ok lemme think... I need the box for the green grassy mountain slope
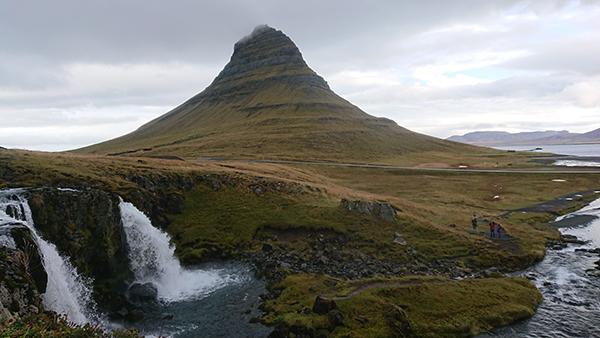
[78,25,480,163]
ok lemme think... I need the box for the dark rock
[262,243,274,252]
[561,234,586,245]
[312,295,336,314]
[482,267,501,278]
[268,323,290,338]
[128,308,145,321]
[386,304,412,337]
[328,309,344,327]
[26,188,133,313]
[128,282,158,303]
[7,225,47,293]
[161,313,174,320]
[0,224,46,322]
[251,184,265,195]
[116,307,129,318]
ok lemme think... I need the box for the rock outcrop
[25,188,132,314]
[340,199,398,222]
[127,282,158,303]
[0,224,46,322]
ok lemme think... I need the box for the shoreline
[482,195,600,337]
[248,190,600,337]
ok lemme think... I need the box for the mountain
[448,128,600,146]
[447,130,571,146]
[78,25,476,162]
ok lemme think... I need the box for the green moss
[0,312,140,338]
[167,184,399,262]
[263,274,542,338]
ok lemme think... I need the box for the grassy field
[2,148,600,336]
[262,274,542,338]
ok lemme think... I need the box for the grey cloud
[506,35,600,75]
[1,0,600,149]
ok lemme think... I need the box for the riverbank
[252,191,600,338]
[482,197,600,337]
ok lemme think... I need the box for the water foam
[119,199,237,302]
[554,160,600,167]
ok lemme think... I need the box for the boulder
[340,199,398,222]
[312,295,336,314]
[267,323,290,338]
[328,309,344,327]
[561,234,586,245]
[128,282,158,303]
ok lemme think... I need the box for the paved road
[198,157,600,174]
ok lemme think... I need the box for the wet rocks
[0,224,46,322]
[25,188,133,314]
[127,282,158,303]
[340,199,398,222]
[547,234,587,250]
[547,240,568,250]
[561,234,587,245]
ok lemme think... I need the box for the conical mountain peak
[232,25,302,64]
[208,25,329,92]
[79,26,472,162]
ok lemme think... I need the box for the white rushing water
[119,199,236,302]
[0,189,96,324]
[483,198,600,337]
[554,160,600,167]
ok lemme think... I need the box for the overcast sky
[1,0,599,151]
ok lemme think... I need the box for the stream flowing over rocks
[483,198,600,338]
[0,188,270,337]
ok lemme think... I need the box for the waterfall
[119,199,235,302]
[0,189,96,324]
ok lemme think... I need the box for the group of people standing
[471,213,505,239]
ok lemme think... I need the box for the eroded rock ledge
[340,198,399,222]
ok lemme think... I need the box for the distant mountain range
[448,128,600,146]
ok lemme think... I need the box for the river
[495,144,600,167]
[114,262,270,338]
[494,144,600,157]
[483,198,600,337]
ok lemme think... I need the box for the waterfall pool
[0,189,271,337]
[112,262,271,337]
[117,200,271,337]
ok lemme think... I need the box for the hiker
[496,223,503,239]
[489,221,495,238]
[471,213,478,233]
